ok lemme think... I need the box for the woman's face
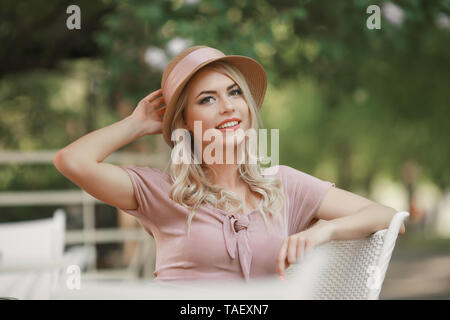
[183,68,251,162]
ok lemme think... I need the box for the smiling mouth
[216,121,241,131]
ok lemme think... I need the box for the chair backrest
[0,209,66,266]
[0,210,67,299]
[285,211,410,299]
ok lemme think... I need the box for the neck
[199,141,247,189]
[203,163,242,189]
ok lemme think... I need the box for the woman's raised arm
[53,89,166,211]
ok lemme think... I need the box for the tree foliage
[1,0,449,197]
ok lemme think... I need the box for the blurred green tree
[0,0,448,201]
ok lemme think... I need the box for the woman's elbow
[53,149,81,174]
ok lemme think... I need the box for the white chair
[52,211,410,300]
[285,211,410,299]
[0,209,66,299]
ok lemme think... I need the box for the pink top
[118,164,335,283]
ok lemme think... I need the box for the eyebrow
[196,83,238,98]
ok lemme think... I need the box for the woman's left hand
[276,220,334,279]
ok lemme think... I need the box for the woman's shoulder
[261,164,328,187]
[261,164,292,177]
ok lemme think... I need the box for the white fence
[0,150,169,280]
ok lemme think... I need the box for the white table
[0,260,61,300]
[52,275,311,300]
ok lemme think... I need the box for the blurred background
[0,0,448,299]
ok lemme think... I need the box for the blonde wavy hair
[164,60,286,237]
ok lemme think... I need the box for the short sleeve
[118,165,168,219]
[281,165,335,235]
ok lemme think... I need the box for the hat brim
[162,55,267,148]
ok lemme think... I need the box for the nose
[219,95,235,113]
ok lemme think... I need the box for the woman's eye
[198,89,242,105]
[231,89,242,96]
[199,96,214,104]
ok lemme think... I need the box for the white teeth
[217,121,239,129]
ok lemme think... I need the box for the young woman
[54,45,405,284]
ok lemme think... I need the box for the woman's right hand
[131,88,167,136]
